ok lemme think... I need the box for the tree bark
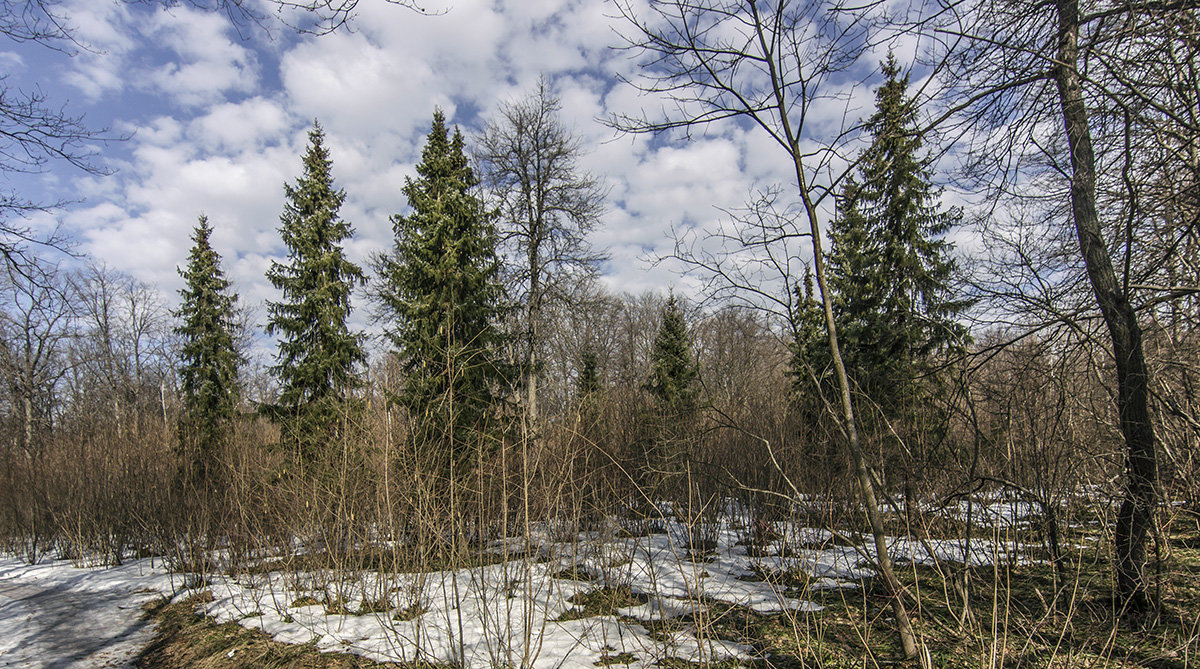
[749,7,921,658]
[527,237,541,427]
[23,394,33,453]
[1052,0,1159,613]
[797,165,921,659]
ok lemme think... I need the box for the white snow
[0,510,1033,668]
[0,556,178,668]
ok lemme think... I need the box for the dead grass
[698,526,1200,668]
[557,585,649,621]
[135,594,433,668]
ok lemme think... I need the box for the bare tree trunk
[526,359,538,425]
[1052,0,1158,613]
[748,9,920,658]
[23,394,33,453]
[609,1,923,656]
[527,296,539,427]
[797,165,922,660]
[160,381,169,448]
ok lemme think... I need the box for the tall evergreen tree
[576,344,602,401]
[175,215,243,486]
[788,265,825,388]
[575,342,603,430]
[644,293,699,475]
[375,111,510,457]
[645,293,698,415]
[266,121,366,460]
[825,55,968,414]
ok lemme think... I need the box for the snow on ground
[0,556,178,668]
[0,514,1030,668]
[184,519,1025,667]
[194,529,775,667]
[947,498,1040,526]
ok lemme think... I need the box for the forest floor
[2,501,1198,667]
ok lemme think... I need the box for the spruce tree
[645,293,698,414]
[788,266,837,448]
[644,293,698,474]
[825,55,968,414]
[375,110,510,457]
[788,265,826,389]
[266,121,366,460]
[176,215,243,486]
[575,343,602,430]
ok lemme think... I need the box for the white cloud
[187,97,292,153]
[0,51,23,70]
[280,31,445,144]
[622,138,746,224]
[145,6,260,106]
[44,0,879,334]
[59,0,136,99]
[133,116,186,147]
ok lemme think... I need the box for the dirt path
[0,566,164,668]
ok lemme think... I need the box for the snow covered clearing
[0,512,1031,668]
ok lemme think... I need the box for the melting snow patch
[0,512,1034,668]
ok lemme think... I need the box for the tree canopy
[265,121,365,460]
[375,110,511,457]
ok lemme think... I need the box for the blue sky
[5,0,920,340]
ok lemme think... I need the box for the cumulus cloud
[59,0,136,99]
[144,6,260,106]
[37,0,891,342]
[186,97,293,153]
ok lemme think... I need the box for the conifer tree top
[404,109,478,204]
[374,109,510,450]
[176,214,237,337]
[266,119,365,409]
[646,292,698,411]
[816,55,968,414]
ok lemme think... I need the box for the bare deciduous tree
[935,0,1200,612]
[610,0,922,658]
[476,79,607,427]
[68,264,173,443]
[0,260,75,454]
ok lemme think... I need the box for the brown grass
[135,594,419,668]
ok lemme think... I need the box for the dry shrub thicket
[0,252,1198,664]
